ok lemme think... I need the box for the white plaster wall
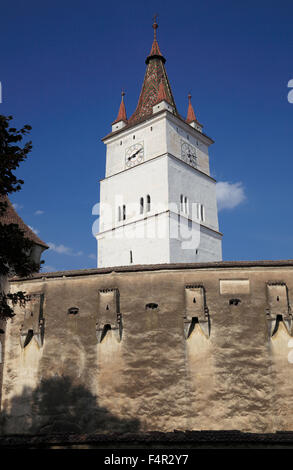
[167,157,219,231]
[166,117,211,176]
[168,212,222,263]
[97,156,172,267]
[98,112,222,267]
[98,213,170,267]
[105,114,167,178]
[99,156,169,233]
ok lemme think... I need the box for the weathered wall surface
[0,274,9,411]
[1,262,293,434]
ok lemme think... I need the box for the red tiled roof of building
[156,80,170,104]
[128,19,178,126]
[186,93,197,123]
[112,91,127,124]
[0,195,49,249]
[149,38,163,57]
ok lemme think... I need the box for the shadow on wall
[0,375,140,435]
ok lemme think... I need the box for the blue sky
[1,0,293,271]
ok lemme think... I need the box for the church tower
[96,19,222,267]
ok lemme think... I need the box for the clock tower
[96,20,222,267]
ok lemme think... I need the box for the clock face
[125,143,144,168]
[181,141,197,168]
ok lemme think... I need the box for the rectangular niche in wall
[98,288,119,320]
[267,283,290,315]
[220,279,250,295]
[185,285,205,316]
[184,285,210,338]
[266,283,291,337]
[97,288,122,343]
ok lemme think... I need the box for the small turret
[186,93,203,133]
[112,90,127,132]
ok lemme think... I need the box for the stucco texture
[1,262,293,434]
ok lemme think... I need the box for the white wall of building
[99,156,169,233]
[168,212,222,263]
[167,157,219,232]
[105,114,167,178]
[97,110,222,267]
[166,116,211,176]
[98,213,170,267]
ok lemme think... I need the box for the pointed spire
[149,14,163,58]
[113,90,127,124]
[186,93,197,123]
[128,18,178,125]
[146,15,165,64]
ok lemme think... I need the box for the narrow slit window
[196,203,200,220]
[118,206,121,222]
[200,204,204,221]
[146,195,151,212]
[180,194,183,212]
[140,197,144,214]
[130,250,133,264]
[123,205,126,220]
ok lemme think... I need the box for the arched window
[200,204,204,221]
[140,197,144,214]
[146,195,151,212]
[123,205,126,220]
[196,203,200,220]
[180,194,183,212]
[184,196,188,214]
[197,203,204,221]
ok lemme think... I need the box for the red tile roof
[149,37,163,57]
[186,93,197,123]
[156,80,170,105]
[128,21,178,126]
[112,91,127,124]
[0,196,49,249]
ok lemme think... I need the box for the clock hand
[128,149,141,161]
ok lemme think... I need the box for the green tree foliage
[0,115,40,319]
[0,115,32,214]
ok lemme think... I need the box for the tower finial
[153,14,158,40]
[147,14,163,60]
